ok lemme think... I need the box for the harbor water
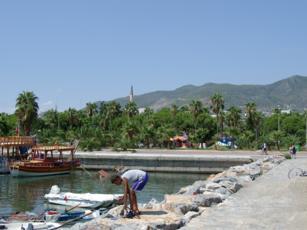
[0,171,208,216]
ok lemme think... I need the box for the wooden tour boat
[10,143,80,177]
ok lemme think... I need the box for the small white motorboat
[44,185,122,209]
[0,221,60,230]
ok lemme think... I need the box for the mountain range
[113,75,307,112]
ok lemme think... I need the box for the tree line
[0,91,306,151]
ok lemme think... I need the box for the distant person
[107,169,149,217]
[262,143,268,155]
[289,144,297,159]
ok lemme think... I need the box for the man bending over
[110,169,149,217]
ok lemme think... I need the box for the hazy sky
[1,1,307,113]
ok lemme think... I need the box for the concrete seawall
[75,151,254,173]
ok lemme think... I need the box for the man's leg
[130,190,140,214]
[128,189,133,210]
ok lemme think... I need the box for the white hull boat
[44,185,122,208]
[0,222,60,230]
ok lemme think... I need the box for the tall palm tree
[171,104,178,118]
[272,107,281,132]
[15,91,39,135]
[101,101,122,130]
[107,101,122,118]
[245,102,257,130]
[124,102,139,118]
[210,93,224,134]
[42,109,59,130]
[85,103,98,118]
[245,102,263,142]
[65,108,80,128]
[226,106,241,128]
[189,100,203,120]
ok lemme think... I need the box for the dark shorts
[131,173,149,192]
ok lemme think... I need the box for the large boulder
[247,162,263,179]
[205,182,222,191]
[177,181,206,195]
[215,187,231,196]
[218,180,242,193]
[192,192,223,207]
[174,204,199,215]
[237,175,253,185]
[182,211,201,224]
[164,195,195,215]
[261,162,275,173]
[213,176,238,184]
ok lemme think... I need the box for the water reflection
[0,171,207,216]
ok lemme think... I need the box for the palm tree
[143,107,154,117]
[253,111,262,142]
[65,108,80,128]
[245,102,257,130]
[226,106,241,128]
[272,107,281,132]
[0,113,10,135]
[189,100,203,120]
[210,93,224,134]
[171,104,178,118]
[85,103,98,118]
[101,101,122,130]
[245,102,263,143]
[124,102,139,118]
[189,100,203,139]
[106,101,122,118]
[15,91,39,135]
[42,109,59,130]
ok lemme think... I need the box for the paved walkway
[183,157,307,230]
[76,149,307,158]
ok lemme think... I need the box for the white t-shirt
[121,169,146,186]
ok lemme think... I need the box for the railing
[32,145,75,152]
[0,136,35,147]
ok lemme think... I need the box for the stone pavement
[182,157,307,230]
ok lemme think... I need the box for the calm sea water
[0,171,207,216]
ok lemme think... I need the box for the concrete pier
[183,157,307,230]
[75,150,254,173]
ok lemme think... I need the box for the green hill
[113,75,307,111]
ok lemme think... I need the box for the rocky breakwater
[73,156,284,230]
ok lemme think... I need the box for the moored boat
[10,144,80,177]
[44,209,102,222]
[44,185,122,209]
[0,221,60,230]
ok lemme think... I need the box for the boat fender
[50,185,60,194]
[26,223,34,230]
[47,211,59,215]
